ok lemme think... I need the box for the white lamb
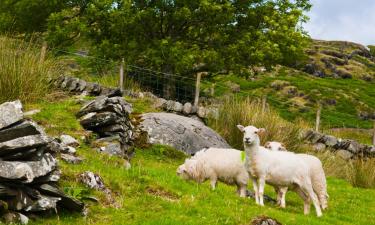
[176,147,249,197]
[264,141,328,210]
[237,125,323,217]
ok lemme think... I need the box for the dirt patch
[146,186,180,202]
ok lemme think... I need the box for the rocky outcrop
[77,96,134,159]
[53,76,122,97]
[304,130,375,158]
[0,100,84,222]
[138,113,230,155]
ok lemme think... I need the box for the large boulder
[138,113,230,155]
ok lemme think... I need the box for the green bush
[0,36,58,103]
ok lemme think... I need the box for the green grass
[28,144,375,225]
[22,95,375,225]
[202,67,375,129]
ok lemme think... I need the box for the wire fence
[47,46,375,144]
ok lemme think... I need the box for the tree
[0,0,69,33]
[47,0,311,98]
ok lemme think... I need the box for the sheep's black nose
[245,138,250,141]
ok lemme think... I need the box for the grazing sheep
[265,141,328,210]
[176,147,249,197]
[237,125,323,217]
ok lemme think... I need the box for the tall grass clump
[0,36,58,103]
[318,151,375,188]
[208,97,304,151]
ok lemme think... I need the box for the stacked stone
[305,130,375,159]
[0,100,83,223]
[154,98,219,119]
[53,76,122,97]
[77,96,134,159]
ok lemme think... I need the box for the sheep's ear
[237,125,245,132]
[258,128,266,135]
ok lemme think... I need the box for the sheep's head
[237,125,265,146]
[264,141,287,151]
[176,159,205,182]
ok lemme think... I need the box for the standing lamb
[237,125,323,217]
[265,141,328,210]
[176,147,249,197]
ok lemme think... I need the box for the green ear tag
[241,151,246,162]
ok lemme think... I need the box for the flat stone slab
[0,135,49,156]
[0,153,56,183]
[0,100,23,130]
[139,113,230,155]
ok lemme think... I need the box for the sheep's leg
[258,178,265,206]
[295,187,310,215]
[210,178,217,190]
[301,183,322,217]
[279,187,288,208]
[274,187,281,206]
[239,185,247,198]
[252,178,259,205]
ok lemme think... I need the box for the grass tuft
[0,36,59,103]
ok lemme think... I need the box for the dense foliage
[47,0,311,98]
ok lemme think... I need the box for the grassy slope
[201,41,375,130]
[24,96,375,225]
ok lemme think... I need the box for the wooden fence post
[372,120,375,145]
[119,58,124,92]
[261,95,267,113]
[39,41,47,63]
[315,104,321,132]
[194,72,202,107]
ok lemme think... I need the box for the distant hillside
[201,40,375,129]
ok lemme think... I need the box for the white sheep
[237,125,323,217]
[176,147,249,197]
[264,141,328,210]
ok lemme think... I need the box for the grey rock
[98,143,123,157]
[61,146,77,155]
[182,102,192,115]
[25,195,61,212]
[0,100,23,130]
[80,112,121,129]
[163,100,175,111]
[60,153,83,164]
[172,102,183,112]
[77,96,132,118]
[76,79,87,92]
[139,113,230,155]
[3,212,29,224]
[59,134,79,147]
[322,135,338,147]
[33,169,61,183]
[0,153,56,183]
[336,149,353,160]
[35,183,84,212]
[154,98,167,109]
[0,120,46,143]
[0,135,49,156]
[79,171,106,191]
[251,215,282,225]
[313,143,326,152]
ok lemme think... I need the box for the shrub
[0,36,58,103]
[208,97,305,151]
